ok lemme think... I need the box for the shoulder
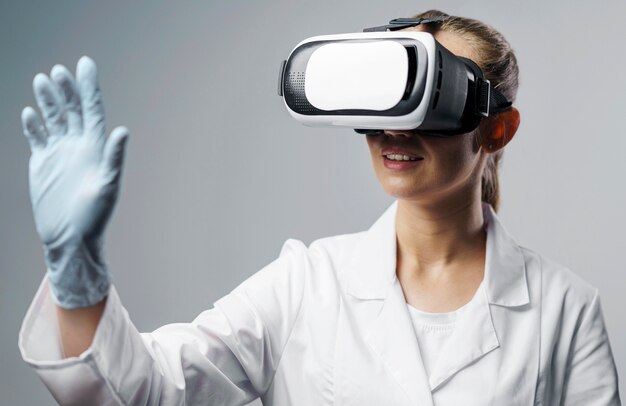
[519,245,599,312]
[272,231,366,281]
[277,230,365,260]
[309,231,366,260]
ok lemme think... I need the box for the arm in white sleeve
[19,238,310,405]
[561,290,621,406]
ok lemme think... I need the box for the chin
[379,175,444,201]
[381,184,422,200]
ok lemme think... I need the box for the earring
[487,143,494,149]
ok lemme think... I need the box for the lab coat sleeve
[19,238,310,405]
[561,289,621,405]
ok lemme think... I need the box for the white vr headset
[278,17,512,136]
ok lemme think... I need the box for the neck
[395,192,487,279]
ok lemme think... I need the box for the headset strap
[489,87,512,113]
[475,77,513,117]
[363,17,449,32]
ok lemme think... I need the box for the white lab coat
[19,201,621,405]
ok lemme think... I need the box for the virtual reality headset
[278,17,512,136]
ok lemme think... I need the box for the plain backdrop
[1,1,624,404]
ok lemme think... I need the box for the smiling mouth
[383,154,423,161]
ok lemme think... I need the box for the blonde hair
[412,10,520,212]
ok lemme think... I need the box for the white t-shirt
[407,281,485,378]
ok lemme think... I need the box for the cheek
[413,139,482,195]
[438,144,477,180]
[365,136,379,155]
[366,137,385,172]
[421,135,476,181]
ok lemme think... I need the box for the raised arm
[21,56,128,354]
[18,57,309,405]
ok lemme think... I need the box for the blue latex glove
[21,56,129,309]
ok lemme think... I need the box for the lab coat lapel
[481,202,529,308]
[348,201,434,405]
[366,279,434,405]
[426,283,499,391]
[428,202,530,391]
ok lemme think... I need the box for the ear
[477,107,520,153]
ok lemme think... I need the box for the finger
[21,106,47,149]
[33,73,67,137]
[50,64,83,135]
[76,56,105,142]
[100,126,129,184]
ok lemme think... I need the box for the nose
[384,129,415,138]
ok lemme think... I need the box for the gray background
[1,1,624,404]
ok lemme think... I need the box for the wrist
[44,240,111,309]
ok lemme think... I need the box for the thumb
[101,126,130,183]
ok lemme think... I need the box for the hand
[21,56,129,309]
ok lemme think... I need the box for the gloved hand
[21,56,129,309]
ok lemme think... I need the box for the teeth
[385,154,419,161]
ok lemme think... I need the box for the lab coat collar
[346,200,530,308]
[345,200,529,400]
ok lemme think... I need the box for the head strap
[363,16,449,32]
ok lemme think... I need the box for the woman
[18,10,620,405]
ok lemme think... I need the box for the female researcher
[18,10,620,406]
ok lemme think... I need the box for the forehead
[402,26,477,61]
